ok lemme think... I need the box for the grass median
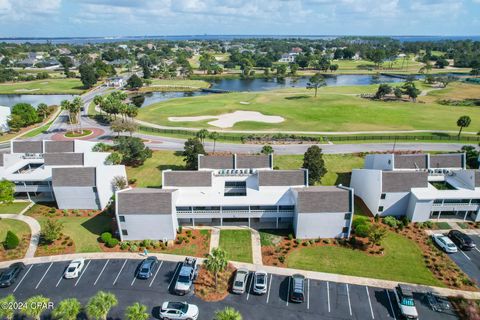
[219,230,252,263]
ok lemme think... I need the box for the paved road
[449,235,480,286]
[0,259,458,320]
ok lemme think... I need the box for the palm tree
[125,302,149,320]
[209,131,220,153]
[37,103,49,120]
[0,294,15,320]
[214,307,243,320]
[61,97,83,133]
[204,247,228,289]
[419,61,432,75]
[52,298,81,320]
[457,115,472,138]
[86,291,118,320]
[306,73,326,97]
[196,128,209,145]
[22,295,50,320]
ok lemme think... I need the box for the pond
[0,94,76,108]
[137,74,410,107]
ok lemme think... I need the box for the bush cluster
[4,231,19,249]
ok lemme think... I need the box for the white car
[64,258,85,279]
[394,285,418,320]
[432,234,458,253]
[159,301,199,320]
[253,270,268,295]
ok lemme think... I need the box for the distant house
[118,44,129,51]
[107,59,130,66]
[0,106,11,133]
[291,47,303,54]
[278,53,296,63]
[58,47,71,55]
[146,43,156,50]
[106,76,125,88]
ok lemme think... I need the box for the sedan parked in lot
[64,258,85,279]
[232,268,249,294]
[448,230,476,250]
[0,262,25,288]
[289,274,305,303]
[253,271,268,295]
[394,285,418,319]
[159,301,199,320]
[431,234,458,253]
[137,256,158,279]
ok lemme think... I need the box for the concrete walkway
[250,229,263,265]
[209,228,220,253]
[1,202,39,258]
[1,251,478,299]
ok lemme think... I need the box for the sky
[0,0,479,37]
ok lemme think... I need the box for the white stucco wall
[380,192,411,216]
[364,154,393,170]
[350,169,382,215]
[406,194,433,222]
[118,214,177,241]
[294,212,349,239]
[96,165,127,209]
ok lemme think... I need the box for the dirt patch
[194,263,236,302]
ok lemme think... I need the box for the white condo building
[116,154,354,241]
[0,140,127,210]
[350,153,480,222]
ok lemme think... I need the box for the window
[119,216,125,222]
[121,229,128,236]
[342,227,349,233]
[344,213,351,220]
[378,206,384,212]
[471,199,480,204]
[380,193,386,200]
[224,180,247,196]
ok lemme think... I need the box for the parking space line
[35,262,53,289]
[385,289,396,320]
[113,259,127,286]
[266,274,272,304]
[460,250,472,261]
[346,284,352,316]
[13,265,33,293]
[55,272,63,287]
[75,260,91,287]
[366,286,375,319]
[307,279,310,310]
[168,264,181,289]
[246,272,253,300]
[286,277,291,306]
[131,273,137,286]
[94,259,109,286]
[326,281,330,312]
[475,247,480,254]
[149,261,163,287]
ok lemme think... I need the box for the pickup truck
[174,257,199,295]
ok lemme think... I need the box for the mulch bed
[450,297,480,320]
[0,234,31,261]
[194,264,236,302]
[35,234,76,257]
[51,127,105,141]
[27,203,103,219]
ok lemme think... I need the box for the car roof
[167,301,186,310]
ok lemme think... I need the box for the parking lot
[449,235,480,285]
[1,258,459,319]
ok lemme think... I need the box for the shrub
[130,244,138,252]
[128,178,137,185]
[383,216,399,228]
[315,238,321,243]
[374,215,379,222]
[323,239,330,244]
[288,234,294,240]
[48,208,56,214]
[88,212,94,217]
[355,224,370,237]
[100,232,112,243]
[278,255,285,263]
[294,239,300,245]
[302,241,308,246]
[106,238,119,248]
[424,221,433,229]
[401,216,411,227]
[349,236,357,246]
[186,230,192,237]
[120,242,129,250]
[185,239,190,244]
[192,235,196,240]
[4,231,19,249]
[309,239,315,245]
[67,241,73,246]
[352,216,370,229]
[178,226,183,234]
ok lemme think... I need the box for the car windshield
[0,273,10,281]
[178,275,190,283]
[292,292,304,300]
[67,267,76,272]
[256,274,265,284]
[448,243,456,248]
[401,297,415,306]
[168,302,188,313]
[140,267,149,273]
[234,280,244,287]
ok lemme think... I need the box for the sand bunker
[14,88,40,92]
[168,110,284,129]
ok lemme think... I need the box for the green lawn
[275,154,364,186]
[140,79,211,92]
[35,214,111,253]
[126,150,185,188]
[286,232,443,286]
[0,202,30,214]
[137,83,480,132]
[0,79,85,95]
[0,219,30,242]
[219,230,252,263]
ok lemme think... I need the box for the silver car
[253,271,268,295]
[232,268,249,294]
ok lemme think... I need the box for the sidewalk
[1,202,38,258]
[1,251,479,299]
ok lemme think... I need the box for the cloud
[0,0,61,20]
